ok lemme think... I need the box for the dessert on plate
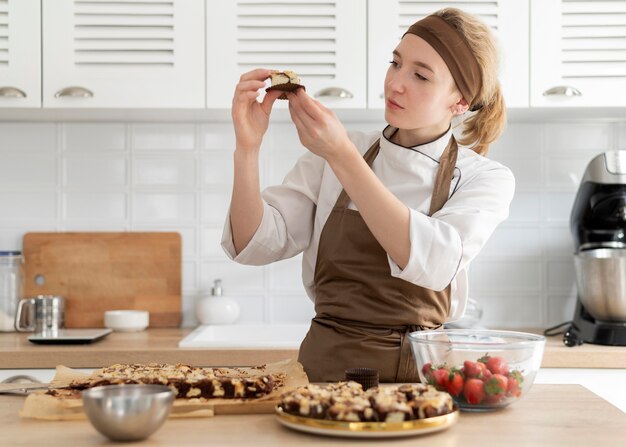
[278,381,455,423]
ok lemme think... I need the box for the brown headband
[403,15,482,111]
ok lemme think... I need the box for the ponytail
[435,8,506,156]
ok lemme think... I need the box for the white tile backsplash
[470,259,542,293]
[65,156,127,186]
[65,192,127,220]
[544,123,613,152]
[133,193,196,221]
[270,296,315,324]
[133,124,195,151]
[2,120,624,329]
[65,123,126,152]
[0,192,57,220]
[0,123,57,152]
[0,155,57,186]
[269,256,304,291]
[200,261,265,292]
[134,158,196,186]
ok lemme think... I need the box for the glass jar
[0,251,24,332]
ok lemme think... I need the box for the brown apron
[298,133,459,383]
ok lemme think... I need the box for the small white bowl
[104,310,149,332]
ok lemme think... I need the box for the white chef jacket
[221,126,515,321]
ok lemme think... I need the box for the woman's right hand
[231,68,282,152]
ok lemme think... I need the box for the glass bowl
[408,329,545,412]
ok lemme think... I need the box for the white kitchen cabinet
[206,0,366,109]
[531,0,626,107]
[0,0,41,108]
[367,0,529,108]
[42,0,205,108]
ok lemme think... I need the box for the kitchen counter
[1,385,625,446]
[1,328,626,369]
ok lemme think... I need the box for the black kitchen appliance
[564,151,626,347]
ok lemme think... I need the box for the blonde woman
[223,8,515,382]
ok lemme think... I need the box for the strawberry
[431,368,450,390]
[446,371,464,397]
[484,374,508,403]
[421,362,433,380]
[477,361,493,381]
[463,360,482,378]
[506,370,524,397]
[463,378,484,405]
[486,356,509,376]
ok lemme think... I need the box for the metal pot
[574,248,626,322]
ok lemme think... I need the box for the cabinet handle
[542,86,582,97]
[0,87,27,98]
[314,87,354,99]
[54,86,94,98]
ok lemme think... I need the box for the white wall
[1,119,625,329]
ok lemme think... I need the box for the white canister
[196,279,240,325]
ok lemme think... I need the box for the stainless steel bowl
[82,384,175,442]
[574,248,626,321]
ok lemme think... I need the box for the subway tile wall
[1,120,624,329]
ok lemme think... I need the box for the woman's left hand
[287,89,353,161]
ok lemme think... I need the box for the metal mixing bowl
[82,384,175,442]
[574,248,626,321]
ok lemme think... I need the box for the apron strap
[335,139,381,209]
[428,134,459,216]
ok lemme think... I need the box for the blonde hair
[434,8,506,156]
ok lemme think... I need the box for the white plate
[275,407,458,439]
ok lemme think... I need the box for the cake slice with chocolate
[278,381,454,422]
[266,70,305,99]
[66,363,276,399]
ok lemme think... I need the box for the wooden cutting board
[22,232,182,328]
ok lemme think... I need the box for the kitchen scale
[28,328,112,344]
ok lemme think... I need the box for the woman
[222,8,515,382]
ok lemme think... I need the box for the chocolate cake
[67,363,277,399]
[278,381,454,422]
[266,70,305,99]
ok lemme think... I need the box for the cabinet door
[368,0,529,108]
[0,0,41,108]
[206,0,366,108]
[42,0,204,108]
[531,0,626,107]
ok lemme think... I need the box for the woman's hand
[287,89,354,162]
[231,68,282,152]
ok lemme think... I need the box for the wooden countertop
[1,328,626,369]
[1,385,624,446]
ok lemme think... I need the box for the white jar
[0,251,24,332]
[195,279,240,325]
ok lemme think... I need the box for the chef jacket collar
[381,124,453,163]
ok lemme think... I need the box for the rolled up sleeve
[388,164,515,290]
[221,151,325,265]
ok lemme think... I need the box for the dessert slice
[265,70,305,99]
[66,363,276,399]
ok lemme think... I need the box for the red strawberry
[477,361,493,381]
[446,371,464,397]
[486,356,509,375]
[463,360,482,378]
[484,374,508,403]
[506,370,524,397]
[432,368,450,390]
[421,362,433,379]
[463,378,484,405]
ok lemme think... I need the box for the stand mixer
[564,151,626,347]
